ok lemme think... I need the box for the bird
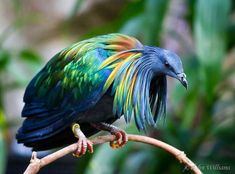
[16,33,187,157]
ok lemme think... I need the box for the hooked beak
[177,73,188,89]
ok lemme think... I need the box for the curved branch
[23,134,202,174]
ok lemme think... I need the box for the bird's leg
[91,122,128,149]
[71,123,93,157]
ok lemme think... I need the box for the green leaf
[81,1,145,39]
[0,131,6,174]
[6,60,29,86]
[120,15,144,37]
[195,0,231,66]
[120,0,169,44]
[194,0,231,102]
[0,49,10,71]
[0,110,7,130]
[19,49,42,64]
[18,49,43,73]
[0,111,6,174]
[143,0,169,45]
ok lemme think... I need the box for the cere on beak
[177,73,188,89]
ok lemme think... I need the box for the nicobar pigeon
[16,33,187,156]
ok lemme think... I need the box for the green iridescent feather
[28,33,142,108]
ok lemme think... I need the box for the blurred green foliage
[0,110,6,174]
[79,0,235,173]
[0,0,234,173]
[0,2,43,172]
[0,131,6,174]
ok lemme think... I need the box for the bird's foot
[73,137,93,158]
[91,122,128,149]
[72,123,93,158]
[109,128,128,149]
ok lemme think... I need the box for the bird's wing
[17,33,142,143]
[23,33,142,109]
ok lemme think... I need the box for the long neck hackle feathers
[99,44,167,130]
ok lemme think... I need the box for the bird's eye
[165,61,170,68]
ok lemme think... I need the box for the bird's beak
[177,73,188,89]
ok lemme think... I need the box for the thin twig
[23,134,202,174]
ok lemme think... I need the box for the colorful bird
[16,33,187,157]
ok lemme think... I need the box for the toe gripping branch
[71,123,93,157]
[91,122,128,149]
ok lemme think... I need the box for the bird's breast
[77,93,115,123]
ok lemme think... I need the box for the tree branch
[23,134,202,174]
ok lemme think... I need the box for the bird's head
[144,46,188,89]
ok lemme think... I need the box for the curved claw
[110,129,128,149]
[90,122,128,149]
[71,123,93,158]
[73,138,93,158]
